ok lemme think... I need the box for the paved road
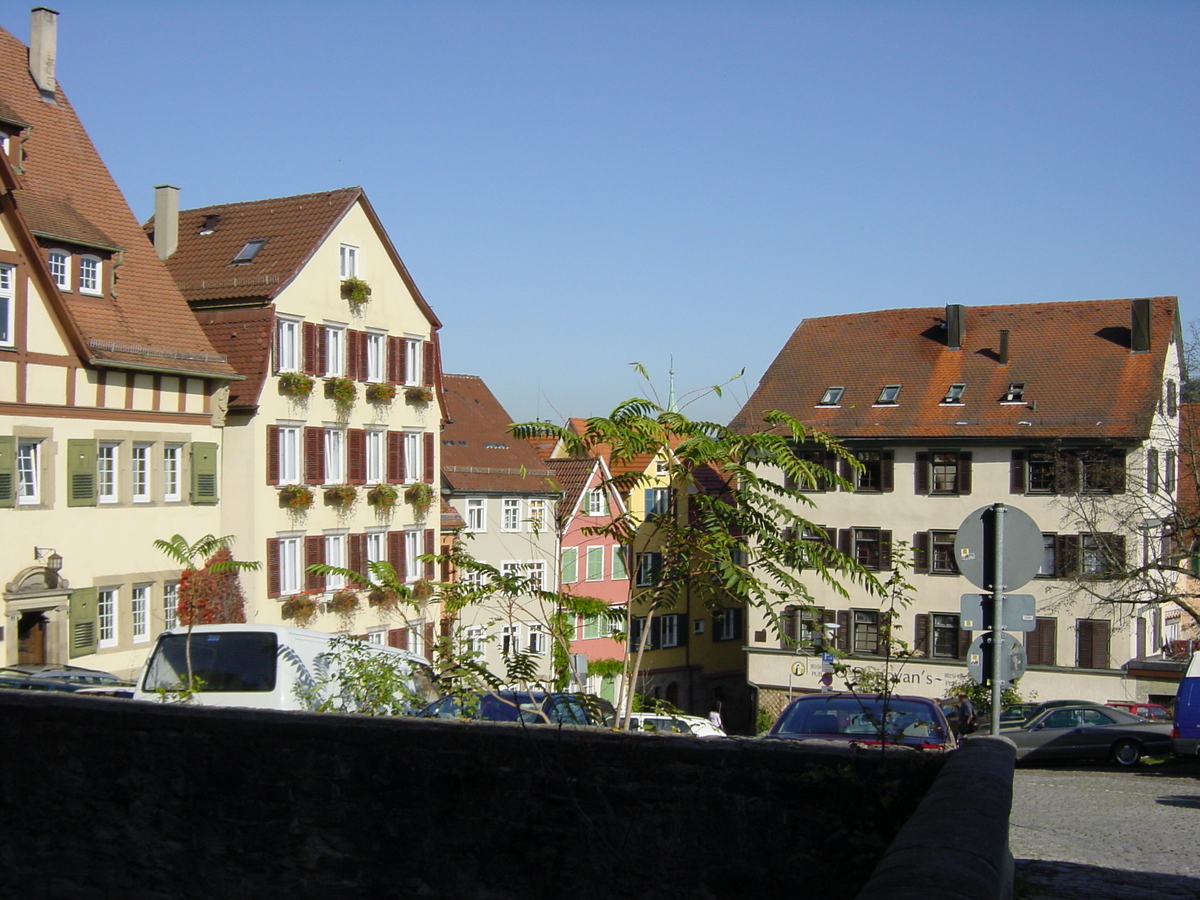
[1010,758,1200,899]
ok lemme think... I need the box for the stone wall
[0,691,948,900]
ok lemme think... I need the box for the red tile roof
[546,456,598,527]
[730,297,1178,442]
[440,374,557,494]
[0,24,234,378]
[192,307,274,409]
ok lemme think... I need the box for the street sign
[967,632,1027,685]
[960,593,1037,632]
[791,660,807,677]
[954,505,1045,592]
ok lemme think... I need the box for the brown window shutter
[838,528,852,557]
[835,610,851,651]
[423,528,435,580]
[347,329,362,381]
[1056,534,1077,577]
[422,339,435,387]
[388,627,408,649]
[839,457,853,489]
[1010,450,1026,493]
[914,613,929,656]
[303,322,320,375]
[1078,620,1095,668]
[305,536,324,592]
[958,452,972,494]
[1109,534,1127,576]
[424,432,435,483]
[270,318,279,374]
[423,622,435,656]
[913,532,930,573]
[267,424,280,485]
[781,606,798,647]
[387,431,405,483]
[1147,449,1159,493]
[1110,450,1127,494]
[914,452,929,494]
[388,336,404,385]
[879,530,893,570]
[881,451,894,492]
[1059,453,1080,493]
[316,325,328,375]
[349,533,367,585]
[348,429,366,484]
[267,538,281,598]
[1093,620,1110,668]
[1029,617,1057,667]
[388,530,406,581]
[956,621,971,660]
[305,427,325,485]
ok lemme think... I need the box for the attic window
[484,442,509,450]
[232,239,266,264]
[942,384,966,404]
[818,386,845,406]
[876,385,901,405]
[1002,382,1026,403]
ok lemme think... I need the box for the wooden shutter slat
[424,432,435,484]
[305,536,324,592]
[303,322,320,375]
[267,538,281,598]
[305,427,324,485]
[267,424,280,485]
[348,429,366,484]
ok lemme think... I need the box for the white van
[133,624,430,713]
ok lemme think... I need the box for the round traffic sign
[954,504,1045,592]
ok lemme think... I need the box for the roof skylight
[231,239,266,264]
[818,386,844,406]
[943,384,966,404]
[876,384,901,405]
[1002,382,1026,403]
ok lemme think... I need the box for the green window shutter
[561,547,578,583]
[69,587,99,658]
[66,438,98,507]
[612,545,628,580]
[0,434,14,508]
[190,442,219,504]
[587,546,604,581]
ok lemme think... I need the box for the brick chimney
[29,7,58,98]
[153,185,179,260]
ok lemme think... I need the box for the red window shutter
[423,622,435,656]
[422,339,434,387]
[388,530,405,579]
[424,528,435,580]
[423,432,435,483]
[347,329,362,381]
[305,536,324,592]
[349,533,367,585]
[348,429,366,484]
[267,425,280,485]
[303,322,320,375]
[387,431,404,483]
[388,336,405,385]
[267,538,281,598]
[388,627,408,649]
[305,427,325,485]
[316,325,328,375]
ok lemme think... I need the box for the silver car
[1004,704,1173,766]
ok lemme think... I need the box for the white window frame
[276,316,301,373]
[501,498,522,532]
[366,330,386,383]
[78,255,101,295]
[325,427,346,484]
[404,530,421,582]
[48,249,70,290]
[365,629,386,646]
[0,264,13,347]
[163,444,182,502]
[325,324,346,377]
[16,439,40,505]
[279,425,300,485]
[131,584,150,643]
[98,588,117,648]
[131,443,151,502]
[340,244,358,278]
[528,623,546,655]
[409,624,426,658]
[365,429,385,485]
[528,498,548,533]
[404,432,423,484]
[98,441,118,503]
[466,498,486,532]
[163,581,179,631]
[325,534,347,590]
[501,623,521,656]
[660,614,680,648]
[465,626,484,656]
[278,536,302,596]
[526,560,546,591]
[404,338,423,386]
[585,489,606,517]
[366,531,386,568]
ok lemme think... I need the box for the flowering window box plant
[324,484,357,507]
[281,594,319,627]
[405,482,434,515]
[366,382,396,404]
[368,484,398,509]
[341,276,372,306]
[325,376,357,408]
[278,371,314,398]
[279,485,314,510]
[404,385,433,403]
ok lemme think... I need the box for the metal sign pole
[990,503,1006,737]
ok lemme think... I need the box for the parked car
[767,693,957,752]
[1106,701,1172,722]
[0,664,128,687]
[628,712,726,737]
[419,691,617,727]
[973,701,1041,731]
[1004,704,1173,766]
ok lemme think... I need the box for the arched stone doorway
[4,566,72,666]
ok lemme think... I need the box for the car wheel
[1111,738,1142,767]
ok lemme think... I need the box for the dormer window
[79,255,102,295]
[48,249,69,290]
[942,383,965,404]
[232,239,266,264]
[1002,382,1026,403]
[818,386,845,406]
[876,384,901,405]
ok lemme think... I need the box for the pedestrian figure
[955,693,977,736]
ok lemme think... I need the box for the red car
[1106,701,1172,722]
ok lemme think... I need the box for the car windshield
[775,697,947,745]
[142,631,279,693]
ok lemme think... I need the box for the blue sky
[13,1,1198,424]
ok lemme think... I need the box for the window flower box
[411,578,434,601]
[368,588,398,609]
[404,385,433,404]
[328,590,360,618]
[341,276,372,306]
[324,484,357,507]
[405,482,434,515]
[279,485,314,510]
[367,484,398,509]
[281,594,319,627]
[325,376,357,408]
[366,382,396,404]
[278,371,314,398]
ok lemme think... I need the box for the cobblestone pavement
[1010,758,1200,899]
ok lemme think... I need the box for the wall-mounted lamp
[34,547,63,572]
